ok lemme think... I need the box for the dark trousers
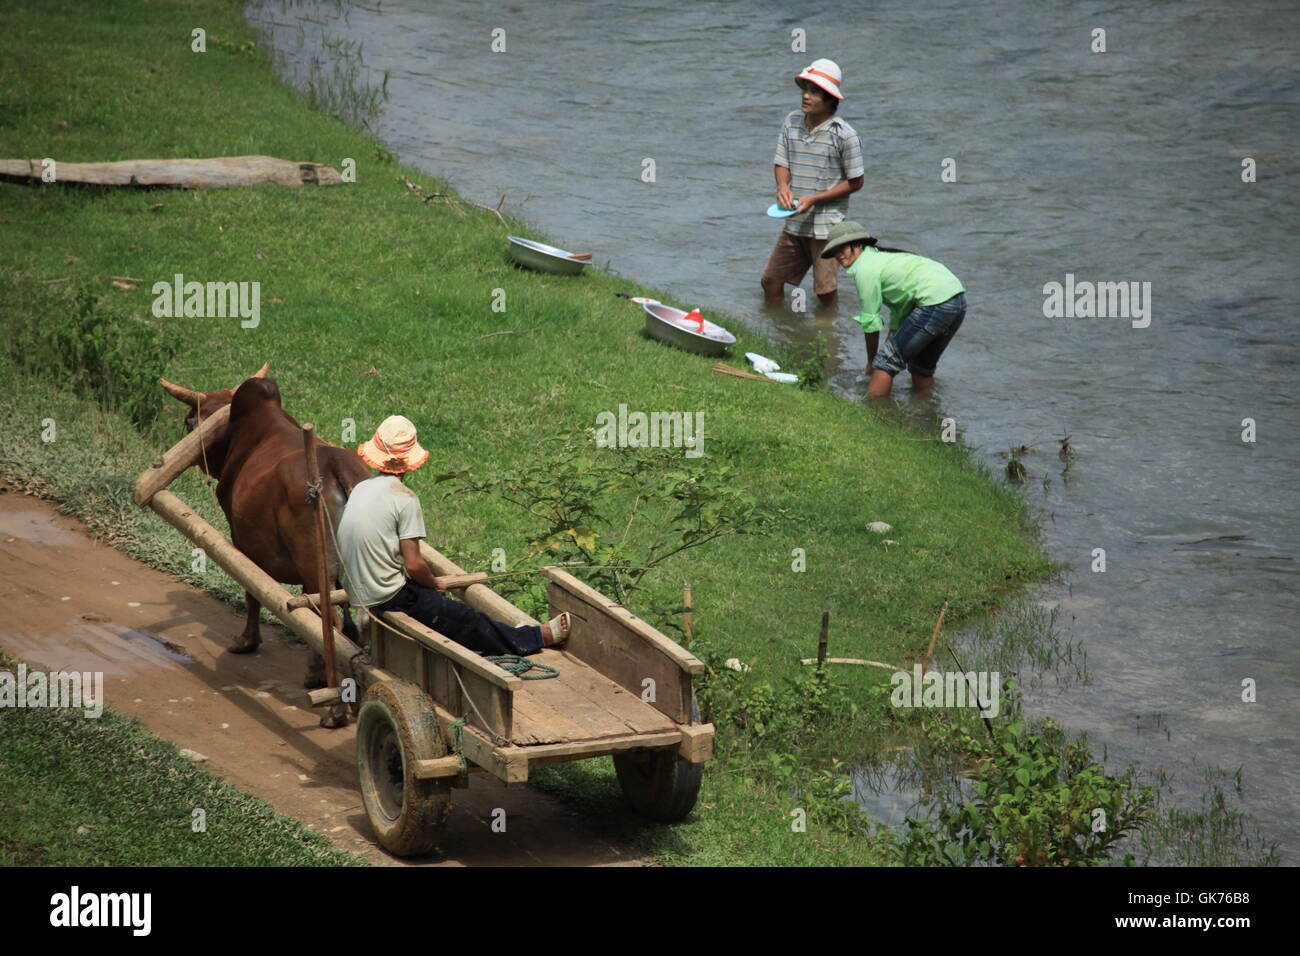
[376,580,544,656]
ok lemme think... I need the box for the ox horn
[252,362,270,378]
[159,378,201,406]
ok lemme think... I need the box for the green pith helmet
[821,221,875,258]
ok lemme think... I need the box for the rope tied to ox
[448,716,469,774]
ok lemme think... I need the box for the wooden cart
[132,407,714,856]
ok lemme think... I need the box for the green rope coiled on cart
[485,654,559,680]
[444,658,556,775]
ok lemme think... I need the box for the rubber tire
[356,679,451,856]
[614,691,704,822]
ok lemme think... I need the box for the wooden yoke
[133,404,231,506]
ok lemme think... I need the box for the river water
[248,0,1300,860]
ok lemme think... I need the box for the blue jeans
[873,292,966,377]
[376,580,544,656]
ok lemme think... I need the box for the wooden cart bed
[370,565,712,782]
[371,632,678,747]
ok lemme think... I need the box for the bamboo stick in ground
[947,644,995,739]
[921,601,949,674]
[683,582,693,642]
[817,611,830,673]
[302,421,345,728]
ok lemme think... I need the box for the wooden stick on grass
[799,657,901,670]
[712,363,772,382]
[302,423,346,728]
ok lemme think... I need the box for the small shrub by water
[2,275,176,430]
[900,714,1154,867]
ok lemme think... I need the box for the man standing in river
[761,58,865,310]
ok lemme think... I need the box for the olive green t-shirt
[847,246,964,333]
[337,474,427,608]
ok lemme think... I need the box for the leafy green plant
[900,715,1154,866]
[698,663,858,747]
[436,431,786,604]
[791,331,831,390]
[804,758,875,835]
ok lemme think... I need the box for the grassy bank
[0,0,1051,865]
[0,648,364,866]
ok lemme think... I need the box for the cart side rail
[541,566,704,724]
[373,611,518,742]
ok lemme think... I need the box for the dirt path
[0,483,644,866]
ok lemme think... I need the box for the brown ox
[160,363,370,688]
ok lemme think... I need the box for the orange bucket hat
[358,415,429,474]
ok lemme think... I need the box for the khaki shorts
[761,231,840,296]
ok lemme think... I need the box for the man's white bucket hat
[795,58,845,101]
[358,414,429,474]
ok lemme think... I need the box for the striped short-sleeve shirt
[774,111,865,239]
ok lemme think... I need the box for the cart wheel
[356,679,451,856]
[614,691,703,822]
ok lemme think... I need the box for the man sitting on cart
[337,415,572,655]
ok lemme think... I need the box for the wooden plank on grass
[0,155,344,188]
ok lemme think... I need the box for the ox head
[159,362,271,433]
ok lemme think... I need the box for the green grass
[0,0,1052,866]
[529,757,898,866]
[0,650,365,866]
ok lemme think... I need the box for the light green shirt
[337,474,427,607]
[847,246,964,333]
